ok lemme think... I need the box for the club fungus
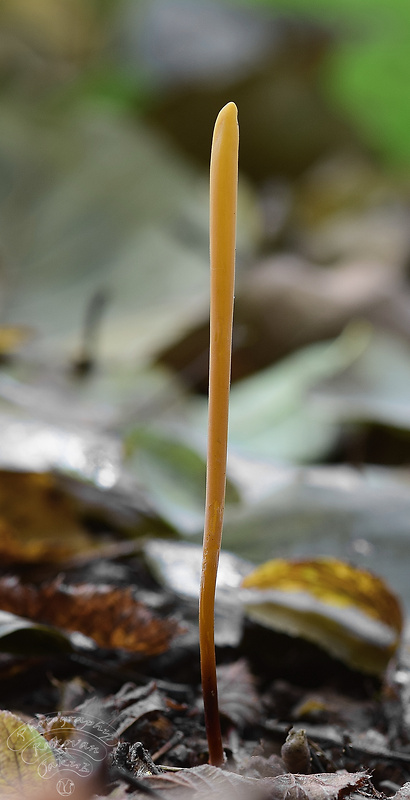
[199,102,239,767]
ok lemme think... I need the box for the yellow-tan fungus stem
[199,102,239,767]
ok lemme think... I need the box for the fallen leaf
[0,710,110,799]
[314,330,410,432]
[0,576,181,655]
[144,539,252,647]
[217,659,261,730]
[392,783,410,800]
[239,753,286,780]
[242,557,402,625]
[129,764,368,800]
[0,106,237,365]
[190,324,369,465]
[0,472,101,564]
[0,710,57,798]
[0,410,122,488]
[0,610,85,655]
[126,427,210,534]
[125,763,269,799]
[106,682,169,737]
[219,461,410,623]
[234,254,384,372]
[263,770,369,800]
[241,557,402,675]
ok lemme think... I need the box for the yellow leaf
[241,557,403,675]
[0,710,57,798]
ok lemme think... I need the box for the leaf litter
[0,506,408,797]
[0,545,409,799]
[2,3,410,799]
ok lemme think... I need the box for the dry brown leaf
[265,770,369,800]
[132,764,368,800]
[217,659,261,730]
[107,683,169,737]
[0,576,181,655]
[239,754,286,780]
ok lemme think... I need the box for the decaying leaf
[129,763,368,800]
[102,682,169,737]
[241,557,403,675]
[264,770,369,800]
[0,472,101,564]
[0,577,181,655]
[0,610,84,655]
[392,783,410,800]
[238,753,286,780]
[124,763,268,799]
[217,659,261,730]
[0,710,57,798]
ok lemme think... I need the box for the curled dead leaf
[0,576,181,655]
[241,557,403,675]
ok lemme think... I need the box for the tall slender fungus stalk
[199,102,239,767]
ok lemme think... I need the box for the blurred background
[2,0,410,606]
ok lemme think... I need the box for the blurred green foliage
[2,0,410,167]
[234,0,410,167]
